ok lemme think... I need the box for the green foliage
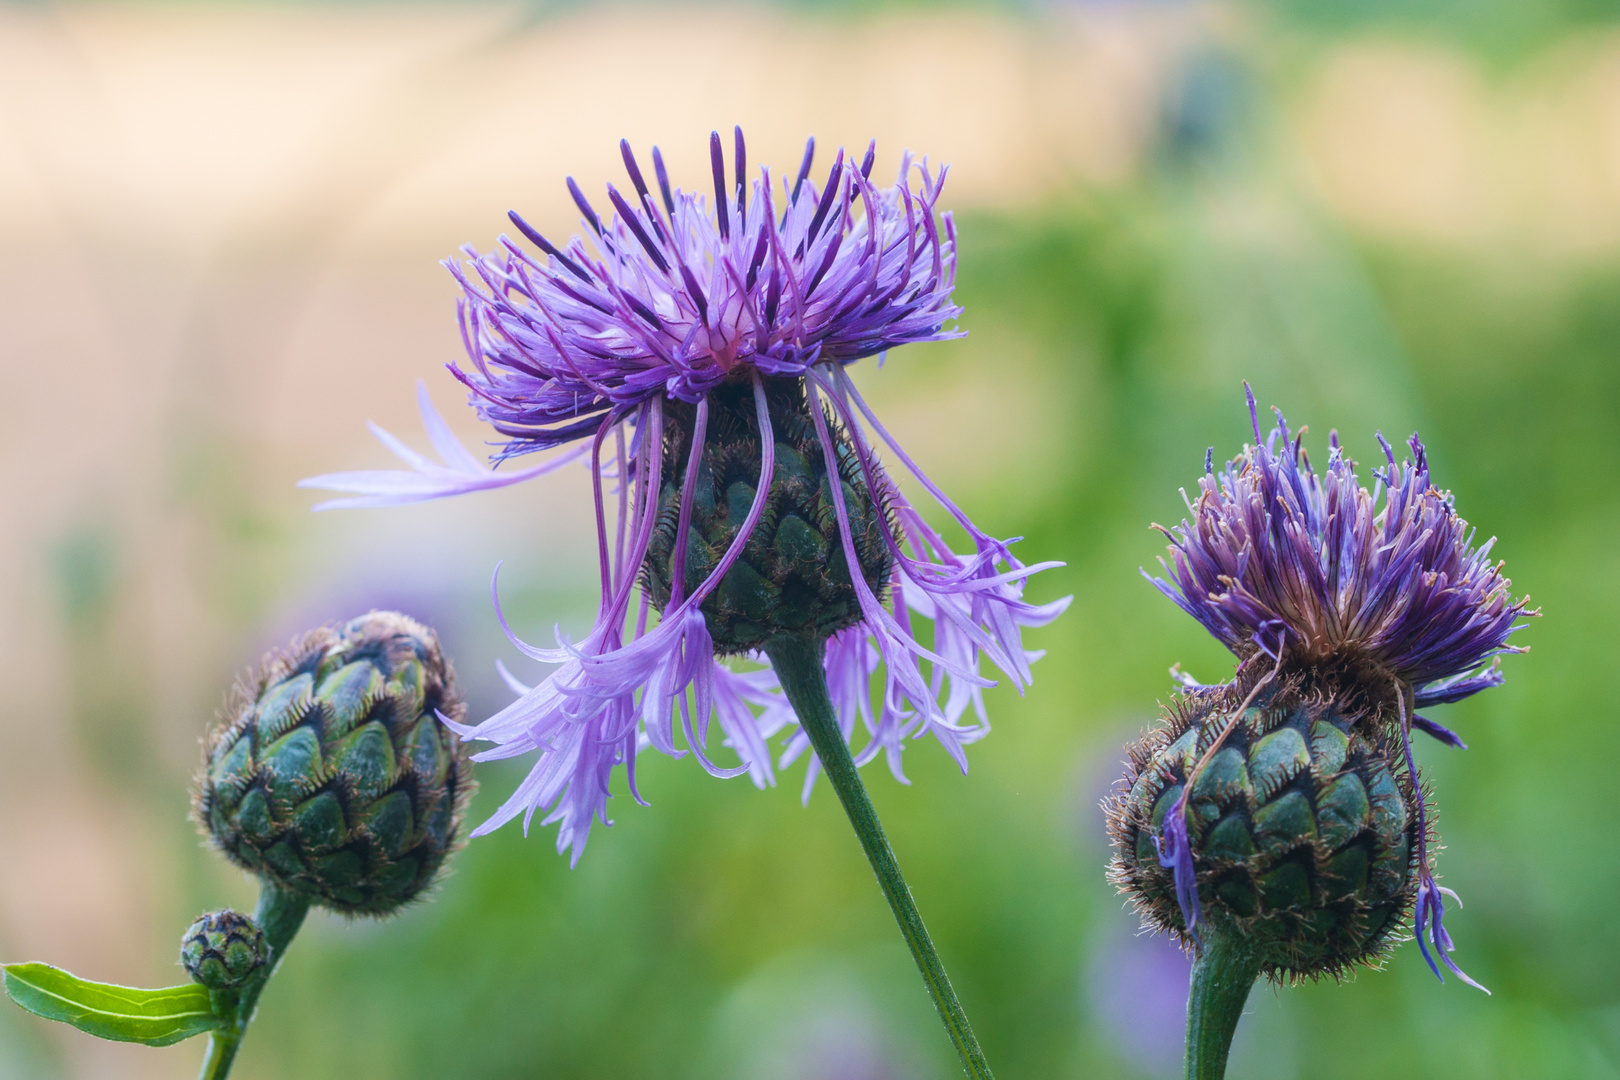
[1,964,221,1048]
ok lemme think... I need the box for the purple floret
[446,131,962,460]
[1146,384,1533,706]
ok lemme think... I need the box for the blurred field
[2,2,1619,1078]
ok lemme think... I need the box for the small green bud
[1105,675,1421,980]
[194,612,475,915]
[179,910,267,991]
[643,377,894,653]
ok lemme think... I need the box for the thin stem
[763,633,995,1080]
[196,1026,240,1080]
[197,882,311,1080]
[1184,924,1262,1080]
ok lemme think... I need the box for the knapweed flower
[301,129,1067,864]
[1106,386,1532,987]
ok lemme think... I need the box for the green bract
[1106,674,1421,979]
[195,612,474,915]
[180,911,267,992]
[643,377,895,654]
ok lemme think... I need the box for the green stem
[763,634,996,1080]
[198,882,311,1080]
[1183,924,1262,1080]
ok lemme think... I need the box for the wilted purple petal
[1152,792,1201,933]
[1412,714,1468,749]
[1146,384,1533,704]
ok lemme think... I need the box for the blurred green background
[1,0,1617,1078]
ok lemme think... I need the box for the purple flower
[1141,385,1529,991]
[1146,384,1533,709]
[301,129,1067,863]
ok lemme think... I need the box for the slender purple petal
[299,381,587,508]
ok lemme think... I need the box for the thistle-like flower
[300,129,1067,864]
[1107,386,1532,997]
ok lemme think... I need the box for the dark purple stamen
[605,185,670,274]
[546,275,614,317]
[744,227,769,291]
[1205,446,1214,474]
[764,265,782,326]
[860,139,876,179]
[620,139,651,202]
[507,212,592,283]
[805,148,846,244]
[620,139,666,242]
[428,129,963,463]
[791,136,816,204]
[710,130,730,241]
[652,146,675,217]
[1414,665,1505,706]
[734,126,748,221]
[1376,430,1396,465]
[805,225,844,297]
[624,294,663,330]
[680,264,709,324]
[567,177,602,235]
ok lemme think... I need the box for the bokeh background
[2,0,1617,1077]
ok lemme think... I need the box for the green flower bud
[194,612,474,915]
[179,910,267,991]
[643,377,895,653]
[1105,674,1422,979]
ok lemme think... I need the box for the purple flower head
[1133,386,1525,993]
[1146,384,1533,709]
[301,130,1068,864]
[446,129,962,460]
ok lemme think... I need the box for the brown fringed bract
[1104,665,1428,982]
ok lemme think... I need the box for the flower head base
[641,376,895,654]
[1147,385,1531,708]
[1105,668,1422,982]
[301,130,1067,864]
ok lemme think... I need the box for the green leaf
[2,963,222,1047]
